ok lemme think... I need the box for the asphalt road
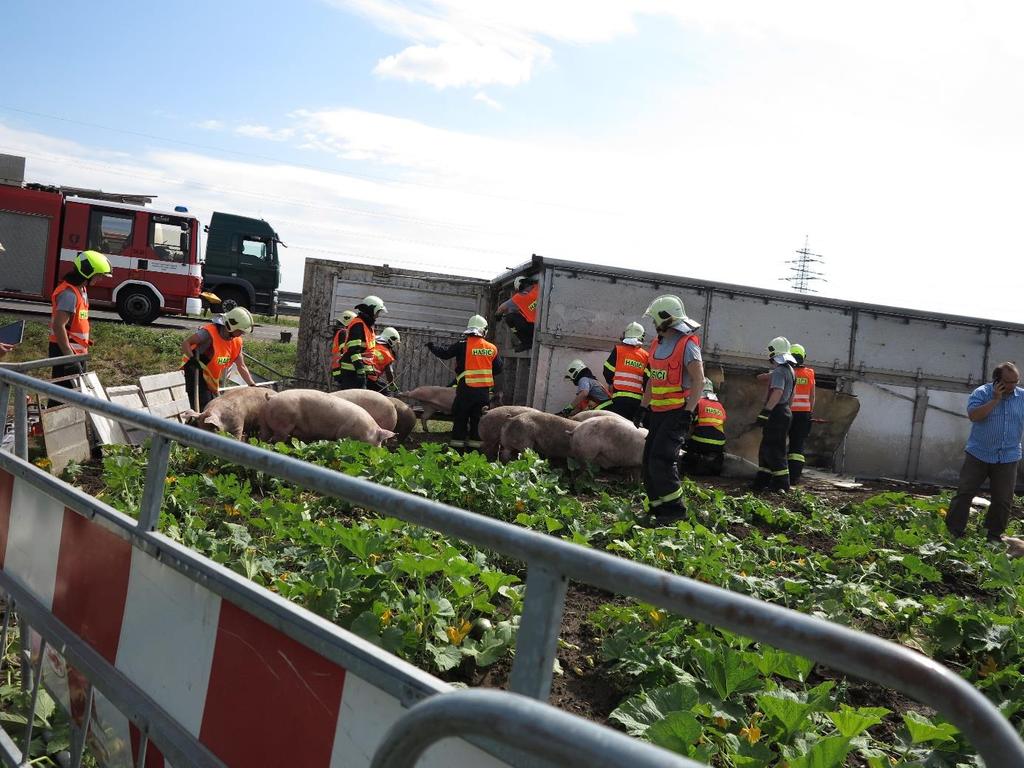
[0,298,300,343]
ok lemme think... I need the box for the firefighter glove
[756,408,771,425]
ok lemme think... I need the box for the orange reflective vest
[49,282,91,355]
[605,343,649,399]
[792,365,816,412]
[692,397,727,447]
[181,323,243,394]
[510,284,539,323]
[458,335,497,388]
[332,317,376,374]
[647,333,699,412]
[367,344,396,382]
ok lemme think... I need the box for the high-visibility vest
[792,365,816,412]
[458,336,497,388]
[647,333,699,412]
[691,397,727,447]
[367,345,396,382]
[49,282,91,355]
[605,343,649,399]
[332,317,376,373]
[181,323,243,394]
[510,284,539,323]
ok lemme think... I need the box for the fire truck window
[88,211,134,254]
[149,218,187,263]
[240,238,269,261]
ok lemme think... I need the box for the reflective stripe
[787,453,805,462]
[649,487,683,507]
[697,417,724,427]
[612,391,642,400]
[791,366,815,413]
[691,435,726,446]
[593,399,613,410]
[772,468,790,476]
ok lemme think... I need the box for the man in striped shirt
[946,361,1024,542]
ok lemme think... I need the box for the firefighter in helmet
[331,296,387,390]
[680,377,727,476]
[787,343,816,484]
[752,336,796,492]
[640,295,705,524]
[180,306,258,411]
[367,326,401,393]
[49,250,113,399]
[563,359,612,416]
[494,275,538,352]
[602,321,650,422]
[426,314,503,450]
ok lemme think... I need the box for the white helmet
[565,359,586,380]
[465,314,488,335]
[767,336,795,363]
[378,327,401,346]
[623,321,645,343]
[223,306,254,334]
[513,276,535,292]
[338,309,357,326]
[644,295,701,330]
[702,377,715,396]
[359,295,387,316]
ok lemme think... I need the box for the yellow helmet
[359,295,387,316]
[339,310,357,326]
[75,250,112,279]
[224,306,254,334]
[623,322,645,342]
[644,295,700,330]
[465,314,488,335]
[513,276,535,292]
[566,359,586,380]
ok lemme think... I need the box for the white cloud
[235,124,296,142]
[195,119,224,131]
[473,91,503,110]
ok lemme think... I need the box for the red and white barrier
[0,469,507,768]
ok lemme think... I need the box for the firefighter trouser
[503,313,534,348]
[681,441,724,476]
[754,404,792,491]
[787,411,813,484]
[48,342,86,407]
[606,396,642,422]
[333,369,367,391]
[183,360,216,412]
[642,409,690,512]
[451,385,489,447]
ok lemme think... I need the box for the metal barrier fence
[0,359,1020,767]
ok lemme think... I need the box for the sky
[2,0,1023,322]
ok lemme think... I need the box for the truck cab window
[149,215,188,263]
[88,210,134,254]
[240,237,269,261]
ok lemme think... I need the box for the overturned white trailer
[296,256,1023,485]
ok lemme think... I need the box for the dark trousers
[946,453,1018,539]
[754,404,792,491]
[607,396,642,422]
[183,361,216,412]
[333,370,366,391]
[642,409,690,511]
[787,411,813,484]
[503,314,534,349]
[451,385,488,444]
[48,342,85,407]
[681,442,724,476]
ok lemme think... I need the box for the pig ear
[182,409,201,422]
[379,429,397,443]
[205,413,225,430]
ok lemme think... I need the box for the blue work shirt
[964,383,1024,464]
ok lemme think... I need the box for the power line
[781,236,827,293]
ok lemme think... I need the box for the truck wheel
[116,287,161,325]
[216,287,249,313]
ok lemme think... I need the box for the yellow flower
[34,458,52,469]
[368,553,381,566]
[223,504,240,517]
[514,500,526,512]
[796,558,806,566]
[739,570,747,577]
[938,507,947,518]
[380,608,393,627]
[166,475,177,484]
[446,619,473,646]
[739,725,762,745]
[649,609,665,625]
[979,655,999,678]
[279,572,290,582]
[415,622,423,636]
[768,560,777,566]
[714,716,728,729]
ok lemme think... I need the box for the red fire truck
[0,179,203,324]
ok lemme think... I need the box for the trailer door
[0,186,63,300]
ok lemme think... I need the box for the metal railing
[0,360,1020,766]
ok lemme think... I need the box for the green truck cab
[202,212,283,315]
